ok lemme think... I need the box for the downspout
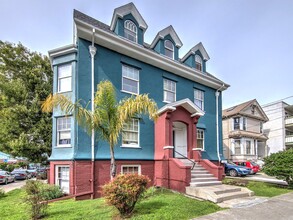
[89,28,97,199]
[216,84,225,165]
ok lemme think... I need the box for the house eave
[75,18,229,91]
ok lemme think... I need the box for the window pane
[163,79,176,102]
[122,119,139,146]
[59,77,72,92]
[58,64,71,78]
[165,49,173,59]
[197,129,204,149]
[122,78,138,94]
[124,20,137,43]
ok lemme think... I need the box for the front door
[173,122,187,158]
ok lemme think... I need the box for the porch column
[192,116,200,160]
[255,140,258,159]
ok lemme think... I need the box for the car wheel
[229,169,238,177]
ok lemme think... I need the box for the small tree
[24,180,48,219]
[103,174,150,217]
[262,148,293,188]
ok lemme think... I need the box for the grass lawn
[223,178,293,197]
[0,187,222,220]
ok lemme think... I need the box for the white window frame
[56,117,72,147]
[57,63,72,93]
[245,140,252,155]
[163,79,176,103]
[122,65,139,95]
[55,165,70,194]
[233,139,241,155]
[121,118,140,148]
[124,20,137,43]
[164,40,174,59]
[233,117,240,130]
[194,89,204,110]
[197,129,205,150]
[195,55,203,71]
[121,165,141,175]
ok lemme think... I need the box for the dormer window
[124,20,137,43]
[195,55,202,71]
[164,40,174,59]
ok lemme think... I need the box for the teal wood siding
[69,38,222,161]
[50,53,77,161]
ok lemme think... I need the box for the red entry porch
[154,99,224,192]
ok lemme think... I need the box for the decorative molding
[150,25,183,48]
[181,42,210,62]
[163,146,174,149]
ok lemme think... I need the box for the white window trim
[124,20,137,43]
[195,55,203,72]
[121,165,141,175]
[121,65,139,95]
[55,165,70,194]
[232,139,241,155]
[57,63,72,93]
[56,117,72,148]
[194,89,204,110]
[121,118,140,148]
[164,40,174,59]
[163,79,176,103]
[197,129,205,151]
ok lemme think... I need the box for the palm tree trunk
[110,144,116,180]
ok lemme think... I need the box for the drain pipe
[89,28,97,199]
[216,84,225,165]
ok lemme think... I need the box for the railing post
[192,148,202,162]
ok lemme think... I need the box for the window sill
[55,145,72,148]
[121,90,138,96]
[163,100,175,104]
[57,90,72,94]
[120,145,141,149]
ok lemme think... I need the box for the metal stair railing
[173,149,197,170]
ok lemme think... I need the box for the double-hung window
[124,20,137,43]
[246,140,251,155]
[122,118,139,147]
[164,40,174,59]
[122,65,139,94]
[194,89,204,110]
[163,79,176,103]
[234,139,241,155]
[57,117,71,146]
[195,55,202,71]
[233,117,240,130]
[55,166,70,194]
[57,64,72,93]
[197,129,205,150]
[121,165,141,174]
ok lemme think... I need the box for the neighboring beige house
[222,99,269,162]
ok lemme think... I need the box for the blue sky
[1,0,292,108]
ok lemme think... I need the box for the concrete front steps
[186,184,254,203]
[179,159,254,203]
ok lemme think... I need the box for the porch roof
[158,98,205,117]
[228,130,268,141]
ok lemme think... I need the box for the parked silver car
[11,169,32,180]
[0,170,15,184]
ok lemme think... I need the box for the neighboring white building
[261,101,293,155]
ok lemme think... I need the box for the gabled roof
[223,99,269,121]
[150,25,183,48]
[158,98,205,117]
[110,2,148,32]
[181,42,210,62]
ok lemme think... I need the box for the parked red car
[235,161,260,174]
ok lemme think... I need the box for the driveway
[228,172,288,185]
[0,180,27,193]
[193,192,293,220]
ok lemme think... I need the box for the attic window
[195,55,202,71]
[124,20,137,43]
[164,40,174,59]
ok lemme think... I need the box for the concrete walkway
[193,192,293,220]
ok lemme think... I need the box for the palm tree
[42,80,158,178]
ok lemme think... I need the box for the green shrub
[103,174,150,217]
[263,148,293,188]
[40,183,63,200]
[0,189,5,199]
[24,180,48,219]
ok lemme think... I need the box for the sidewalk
[193,192,293,220]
